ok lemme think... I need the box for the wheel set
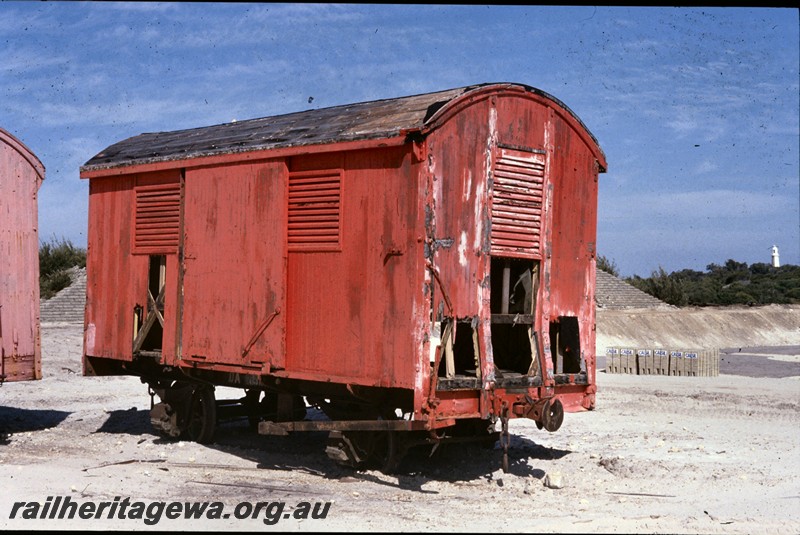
[149,381,217,444]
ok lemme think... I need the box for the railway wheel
[365,430,401,474]
[541,398,564,432]
[326,430,404,474]
[184,385,217,444]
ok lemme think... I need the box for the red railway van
[1,128,44,386]
[81,83,606,471]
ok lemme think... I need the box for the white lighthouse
[771,245,780,268]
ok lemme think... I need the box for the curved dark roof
[82,83,604,173]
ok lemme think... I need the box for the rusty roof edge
[525,85,608,172]
[0,127,46,183]
[79,124,413,174]
[79,133,411,177]
[422,83,607,172]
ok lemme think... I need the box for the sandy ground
[1,322,799,532]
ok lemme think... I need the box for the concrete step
[40,267,86,324]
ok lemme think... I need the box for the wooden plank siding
[0,129,44,383]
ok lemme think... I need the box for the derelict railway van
[1,128,45,387]
[80,83,607,472]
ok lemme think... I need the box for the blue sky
[2,3,798,277]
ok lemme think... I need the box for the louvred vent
[288,170,341,250]
[134,183,181,253]
[491,147,546,258]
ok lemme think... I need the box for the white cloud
[601,189,795,224]
[693,159,719,175]
[99,2,177,13]
[30,98,207,128]
[1,47,69,74]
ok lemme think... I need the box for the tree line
[598,255,800,307]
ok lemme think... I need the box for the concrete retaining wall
[597,304,800,352]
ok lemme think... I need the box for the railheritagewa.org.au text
[8,496,332,525]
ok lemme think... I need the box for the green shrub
[596,254,620,277]
[39,236,86,299]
